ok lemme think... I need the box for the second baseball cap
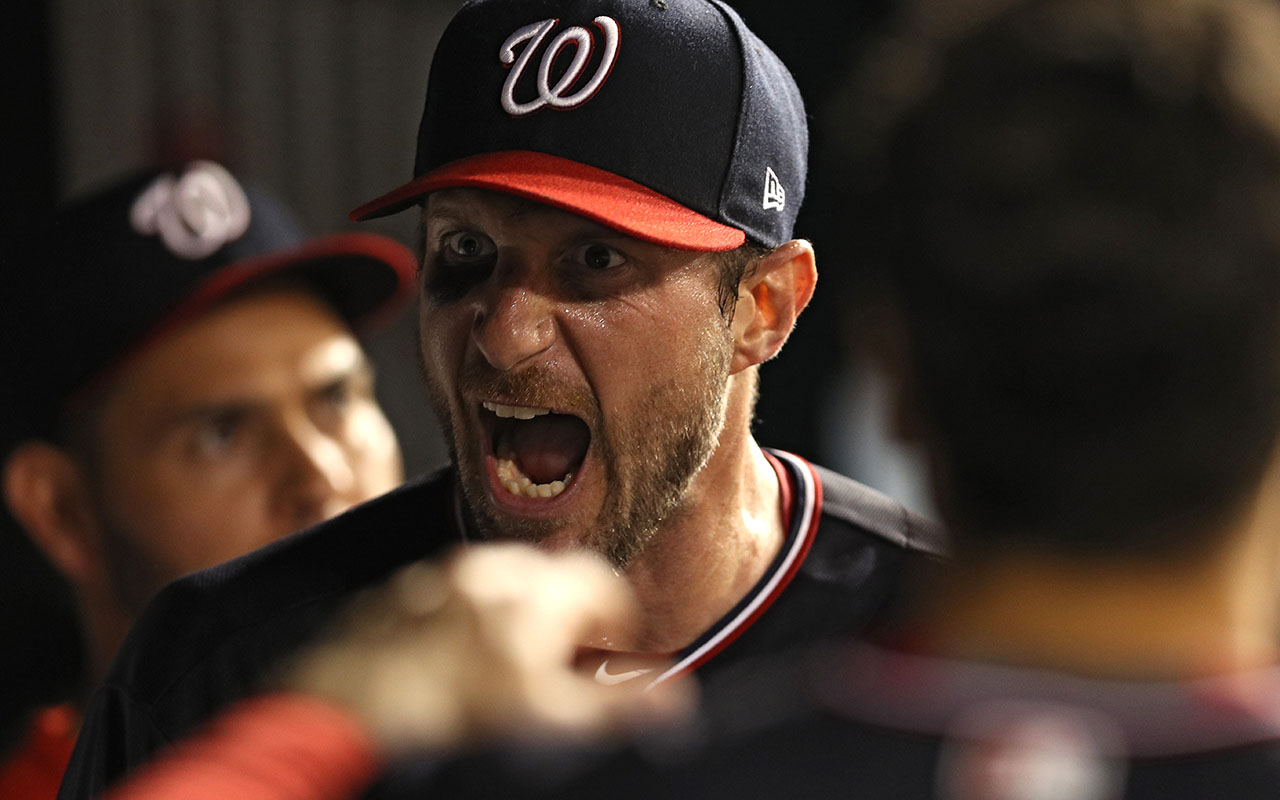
[350,0,808,251]
[6,160,417,447]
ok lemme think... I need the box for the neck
[620,374,786,653]
[912,481,1280,680]
[76,590,134,692]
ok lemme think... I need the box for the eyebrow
[155,355,376,431]
[423,203,655,252]
[154,402,255,440]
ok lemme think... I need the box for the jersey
[411,643,1280,800]
[58,450,945,799]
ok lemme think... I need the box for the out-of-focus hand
[278,543,694,756]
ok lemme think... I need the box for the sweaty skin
[416,188,816,653]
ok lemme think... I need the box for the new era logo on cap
[763,166,786,211]
[129,161,252,260]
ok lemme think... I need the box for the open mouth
[482,401,591,500]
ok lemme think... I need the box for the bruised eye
[427,231,497,303]
[569,243,626,271]
[441,231,496,261]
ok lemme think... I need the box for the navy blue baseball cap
[5,161,417,446]
[350,0,808,251]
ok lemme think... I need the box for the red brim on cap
[349,151,746,252]
[179,232,418,332]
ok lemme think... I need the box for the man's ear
[730,239,817,374]
[3,442,101,586]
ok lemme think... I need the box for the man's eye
[194,412,245,457]
[441,231,496,261]
[569,243,626,271]
[316,380,352,411]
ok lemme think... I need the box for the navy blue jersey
[58,451,944,800]
[409,643,1280,799]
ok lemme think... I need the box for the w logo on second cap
[763,166,786,211]
[499,16,621,116]
[130,161,251,260]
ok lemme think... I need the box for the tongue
[504,414,589,484]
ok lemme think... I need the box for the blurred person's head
[1,161,416,678]
[349,0,815,569]
[849,0,1280,560]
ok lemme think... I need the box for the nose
[471,284,556,372]
[275,415,357,530]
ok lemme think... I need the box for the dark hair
[849,0,1280,553]
[714,242,772,319]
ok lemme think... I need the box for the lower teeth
[496,458,572,499]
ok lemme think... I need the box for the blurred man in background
[0,160,415,798]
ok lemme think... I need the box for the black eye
[427,231,498,303]
[570,243,626,270]
[441,231,496,261]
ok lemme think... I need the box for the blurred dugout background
[6,0,932,517]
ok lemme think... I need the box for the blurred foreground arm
[102,544,691,800]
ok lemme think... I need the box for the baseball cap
[4,160,417,449]
[350,0,808,251]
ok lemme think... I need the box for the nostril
[471,296,556,371]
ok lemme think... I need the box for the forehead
[101,289,362,410]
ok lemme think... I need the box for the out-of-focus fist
[278,543,693,756]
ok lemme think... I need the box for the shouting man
[59,2,943,797]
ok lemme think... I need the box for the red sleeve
[101,694,381,800]
[0,704,78,800]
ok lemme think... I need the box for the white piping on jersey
[646,449,818,690]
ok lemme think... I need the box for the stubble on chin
[420,327,734,569]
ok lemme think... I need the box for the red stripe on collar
[648,450,822,687]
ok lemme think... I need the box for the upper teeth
[483,401,550,420]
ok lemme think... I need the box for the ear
[729,239,818,374]
[3,442,102,585]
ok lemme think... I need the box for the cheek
[419,306,468,390]
[135,460,268,515]
[568,294,729,402]
[100,465,271,571]
[345,407,405,494]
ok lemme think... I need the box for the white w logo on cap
[130,161,251,259]
[499,16,620,116]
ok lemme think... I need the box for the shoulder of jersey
[812,463,949,558]
[104,468,456,698]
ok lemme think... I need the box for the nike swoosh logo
[594,661,656,686]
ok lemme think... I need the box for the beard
[422,331,734,568]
